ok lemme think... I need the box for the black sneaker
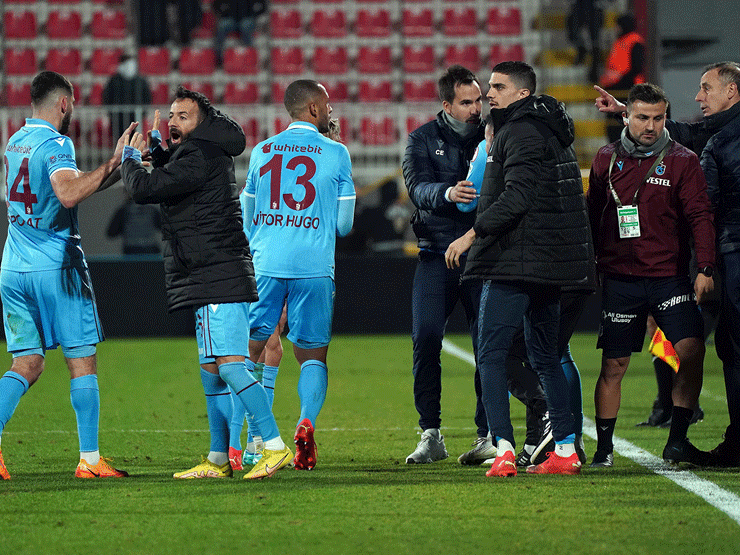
[707,436,740,468]
[590,449,613,468]
[529,414,554,466]
[658,405,705,429]
[636,406,671,427]
[515,448,533,468]
[662,437,710,467]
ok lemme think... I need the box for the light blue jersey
[2,119,83,271]
[457,138,486,213]
[242,122,355,278]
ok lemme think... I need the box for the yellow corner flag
[648,328,679,372]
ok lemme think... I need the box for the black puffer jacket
[464,95,594,288]
[121,107,257,312]
[702,101,740,255]
[667,101,740,156]
[402,111,485,252]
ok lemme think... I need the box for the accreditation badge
[617,205,640,238]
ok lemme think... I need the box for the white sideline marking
[441,339,740,526]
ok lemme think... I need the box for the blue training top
[457,137,486,213]
[2,118,84,271]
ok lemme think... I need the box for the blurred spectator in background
[214,0,268,66]
[103,55,152,140]
[138,0,203,46]
[344,179,410,255]
[107,189,162,256]
[567,0,604,83]
[599,14,646,142]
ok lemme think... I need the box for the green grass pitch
[1,333,739,554]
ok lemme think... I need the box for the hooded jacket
[702,101,740,255]
[121,106,256,312]
[402,111,485,252]
[463,95,595,289]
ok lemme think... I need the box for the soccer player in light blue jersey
[241,79,355,470]
[0,71,135,480]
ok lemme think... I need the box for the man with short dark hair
[402,65,489,464]
[0,71,136,480]
[446,61,594,476]
[241,79,355,471]
[120,85,293,480]
[587,83,715,468]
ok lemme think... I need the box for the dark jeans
[715,250,740,440]
[411,251,485,433]
[478,280,574,446]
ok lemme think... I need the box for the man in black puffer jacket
[401,66,488,465]
[120,86,293,480]
[700,62,740,467]
[446,62,594,477]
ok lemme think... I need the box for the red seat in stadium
[223,82,260,104]
[357,46,392,74]
[270,10,302,38]
[191,11,215,39]
[46,48,83,75]
[92,117,113,148]
[3,83,32,107]
[151,82,171,105]
[4,48,37,75]
[313,47,348,75]
[311,10,347,38]
[443,8,478,37]
[489,43,524,65]
[402,45,436,74]
[236,117,261,146]
[181,81,215,101]
[358,81,393,103]
[271,82,288,104]
[90,48,123,76]
[273,116,291,134]
[4,11,37,39]
[444,45,480,72]
[270,47,304,75]
[487,7,522,35]
[87,82,104,105]
[91,10,127,39]
[223,47,260,75]
[401,9,434,37]
[46,10,82,39]
[138,47,171,76]
[355,9,391,38]
[403,80,437,102]
[323,81,349,102]
[360,117,397,145]
[406,115,436,134]
[179,48,216,75]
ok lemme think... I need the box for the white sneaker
[406,428,449,464]
[457,434,497,465]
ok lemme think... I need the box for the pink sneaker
[526,451,582,475]
[485,451,517,477]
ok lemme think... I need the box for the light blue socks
[297,360,328,426]
[200,369,232,454]
[219,361,279,442]
[70,374,100,453]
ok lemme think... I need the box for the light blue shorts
[249,275,335,349]
[0,266,104,355]
[195,302,249,365]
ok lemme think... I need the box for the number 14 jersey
[244,122,355,279]
[2,119,82,272]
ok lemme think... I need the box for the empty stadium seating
[223,82,261,104]
[222,47,260,74]
[357,47,392,74]
[181,81,215,101]
[355,9,391,38]
[138,47,172,76]
[4,11,37,39]
[91,10,128,39]
[444,45,480,72]
[443,8,479,36]
[487,7,522,35]
[46,10,83,39]
[311,10,347,38]
[401,9,434,37]
[358,80,393,102]
[4,48,37,75]
[402,45,436,74]
[313,47,349,74]
[360,117,397,145]
[270,10,302,38]
[91,48,124,76]
[489,43,525,65]
[179,48,216,75]
[403,80,437,102]
[3,82,32,107]
[46,48,83,75]
[270,47,304,75]
[323,81,349,102]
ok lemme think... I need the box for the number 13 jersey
[2,119,82,272]
[243,122,355,279]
